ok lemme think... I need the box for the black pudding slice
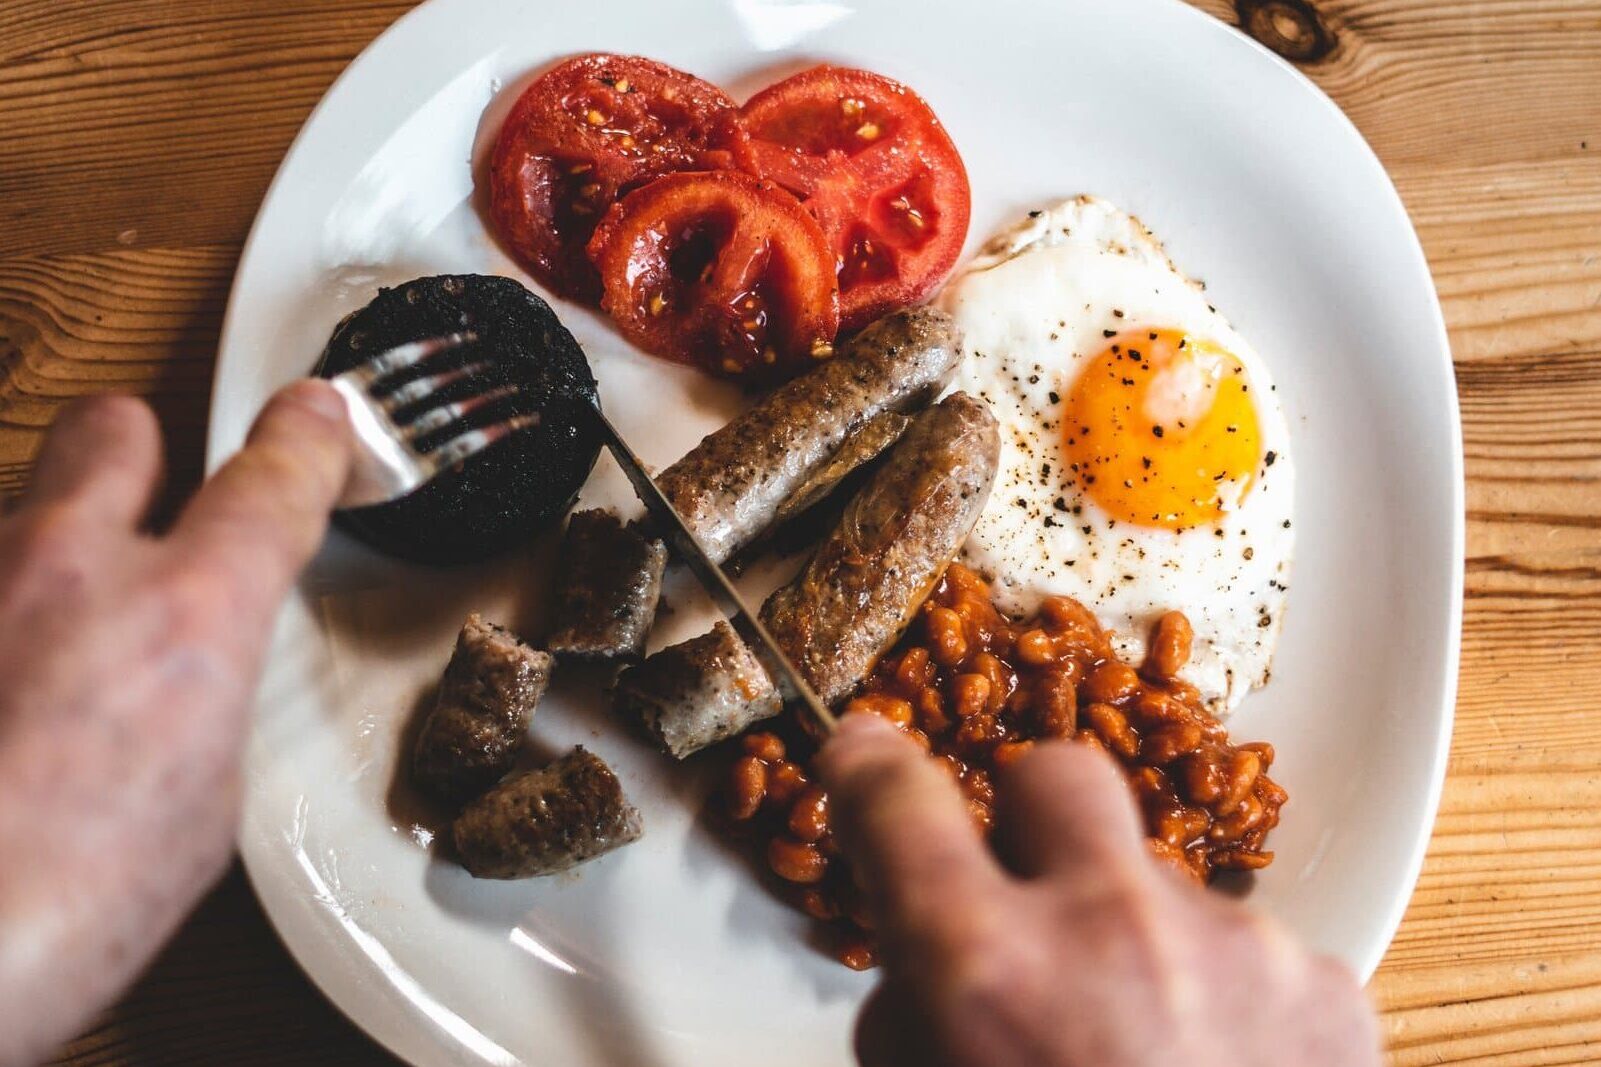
[317,274,601,565]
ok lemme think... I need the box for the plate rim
[208,0,1465,1060]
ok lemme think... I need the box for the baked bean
[1145,610,1193,679]
[1165,678,1203,707]
[798,888,840,920]
[993,740,1036,769]
[1083,661,1140,705]
[1075,729,1108,756]
[728,755,768,821]
[1037,668,1077,737]
[1133,688,1195,727]
[787,786,831,842]
[903,726,933,752]
[1142,723,1204,765]
[893,646,936,692]
[915,685,952,734]
[936,752,966,780]
[837,937,878,971]
[1175,751,1226,807]
[925,605,968,666]
[1039,594,1101,638]
[967,797,994,833]
[1208,793,1265,844]
[1239,741,1276,769]
[768,836,827,883]
[961,767,996,806]
[970,652,1015,714]
[1212,847,1274,871]
[1151,801,1211,848]
[1014,627,1061,667]
[742,732,785,763]
[844,693,915,728]
[955,712,1007,754]
[1218,750,1262,812]
[767,760,810,807]
[950,672,991,719]
[944,562,990,600]
[1082,702,1139,759]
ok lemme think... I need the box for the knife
[581,399,838,737]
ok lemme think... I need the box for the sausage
[655,307,963,564]
[761,392,1001,706]
[452,747,642,878]
[612,621,783,759]
[766,410,912,531]
[412,615,552,804]
[546,509,668,661]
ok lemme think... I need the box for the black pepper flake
[1048,390,1060,404]
[1148,331,1158,340]
[1028,209,1043,218]
[1152,425,1165,438]
[1053,497,1069,511]
[1043,516,1057,527]
[1282,519,1292,529]
[1081,525,1093,535]
[1112,309,1124,318]
[1264,451,1278,467]
[1027,374,1039,384]
[1103,329,1117,338]
[1243,547,1254,560]
[1141,457,1152,470]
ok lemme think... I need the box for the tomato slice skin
[587,171,840,380]
[734,66,971,332]
[488,54,737,304]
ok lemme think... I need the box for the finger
[170,380,352,605]
[21,395,163,526]
[817,714,1007,948]
[992,740,1149,880]
[855,980,946,1067]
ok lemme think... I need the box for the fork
[326,332,538,508]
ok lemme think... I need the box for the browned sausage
[452,747,642,878]
[412,615,552,803]
[655,307,963,563]
[546,509,668,661]
[613,621,783,759]
[761,392,1001,706]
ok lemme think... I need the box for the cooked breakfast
[760,392,1001,706]
[339,52,1298,963]
[412,614,554,804]
[546,509,668,661]
[317,274,602,564]
[613,620,783,759]
[452,746,642,878]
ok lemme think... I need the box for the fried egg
[940,196,1294,714]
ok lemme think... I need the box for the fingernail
[277,379,347,426]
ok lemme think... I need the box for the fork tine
[379,362,491,411]
[401,383,522,440]
[346,331,478,386]
[421,412,542,474]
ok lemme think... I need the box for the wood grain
[0,0,1597,1064]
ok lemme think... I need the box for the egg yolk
[1064,328,1261,529]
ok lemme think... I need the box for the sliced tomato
[734,66,971,332]
[587,171,839,379]
[488,54,737,304]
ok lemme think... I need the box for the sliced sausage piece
[767,410,912,531]
[452,747,642,878]
[412,615,552,804]
[655,307,963,564]
[761,392,1001,706]
[546,509,668,661]
[613,621,782,759]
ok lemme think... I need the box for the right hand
[817,713,1382,1067]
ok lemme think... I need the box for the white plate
[209,2,1463,1064]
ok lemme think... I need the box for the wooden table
[2,1,1597,1062]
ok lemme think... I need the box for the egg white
[940,196,1295,715]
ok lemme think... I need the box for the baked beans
[721,564,1287,969]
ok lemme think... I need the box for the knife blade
[582,400,838,736]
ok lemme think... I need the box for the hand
[0,383,352,1067]
[817,714,1382,1067]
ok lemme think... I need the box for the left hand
[0,382,352,1067]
